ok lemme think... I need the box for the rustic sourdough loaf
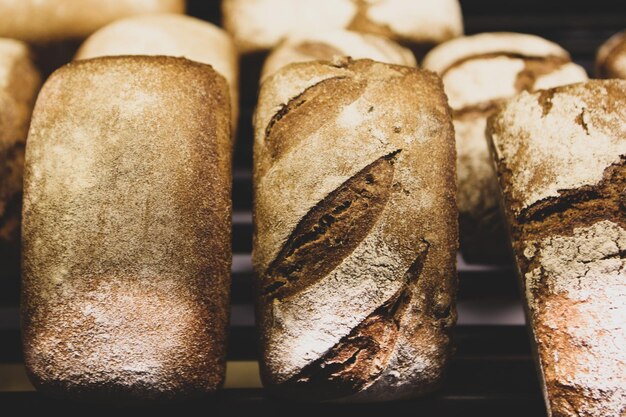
[423,32,588,263]
[0,0,184,43]
[261,29,417,82]
[223,0,463,54]
[75,14,239,129]
[22,56,231,402]
[254,58,457,402]
[596,30,626,79]
[0,39,40,276]
[488,80,626,417]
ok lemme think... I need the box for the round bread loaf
[254,58,457,402]
[423,32,588,263]
[223,0,463,54]
[22,56,232,402]
[261,29,416,82]
[76,14,239,129]
[596,30,626,79]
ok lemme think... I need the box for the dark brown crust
[22,56,231,402]
[277,242,430,401]
[262,151,400,301]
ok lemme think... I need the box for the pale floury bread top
[596,30,626,79]
[261,29,417,82]
[75,14,238,127]
[423,32,589,110]
[489,79,626,217]
[0,0,185,43]
[223,0,463,53]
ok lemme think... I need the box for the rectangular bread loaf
[488,80,626,417]
[253,59,458,402]
[0,39,40,281]
[22,56,232,402]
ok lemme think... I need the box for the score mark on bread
[262,150,401,301]
[280,240,430,400]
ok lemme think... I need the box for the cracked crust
[261,29,417,82]
[0,0,184,43]
[254,59,457,402]
[423,32,588,263]
[0,39,40,270]
[488,79,626,417]
[75,14,239,130]
[596,30,626,79]
[22,56,232,402]
[222,0,462,54]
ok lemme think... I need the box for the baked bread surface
[223,0,463,53]
[261,29,417,82]
[22,56,232,402]
[0,0,184,43]
[254,58,457,402]
[0,39,40,269]
[596,30,626,79]
[423,32,589,262]
[488,79,626,417]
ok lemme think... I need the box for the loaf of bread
[22,56,232,402]
[254,58,457,402]
[75,13,239,129]
[488,80,626,417]
[261,29,416,82]
[0,39,40,273]
[0,0,184,43]
[423,32,588,263]
[223,0,463,54]
[596,30,626,79]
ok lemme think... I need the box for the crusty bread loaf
[423,32,588,263]
[261,29,416,82]
[75,13,239,131]
[0,0,184,43]
[488,80,626,417]
[22,56,231,402]
[253,58,457,402]
[0,39,40,272]
[223,0,463,54]
[596,30,626,79]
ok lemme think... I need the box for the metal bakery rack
[1,1,624,415]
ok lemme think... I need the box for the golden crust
[0,0,185,43]
[596,30,626,79]
[254,59,457,401]
[22,56,231,402]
